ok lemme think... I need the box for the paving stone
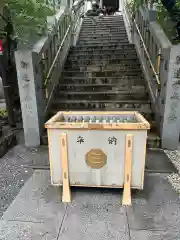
[19,146,49,166]
[145,149,177,173]
[130,229,180,240]
[0,220,57,240]
[127,173,180,232]
[0,167,33,218]
[0,148,33,217]
[2,170,66,235]
[58,187,128,240]
[0,144,28,162]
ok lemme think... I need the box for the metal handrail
[44,23,71,86]
[156,48,161,76]
[44,1,84,87]
[133,19,161,87]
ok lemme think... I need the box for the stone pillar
[15,51,43,147]
[161,45,180,150]
[84,0,92,13]
[119,0,122,11]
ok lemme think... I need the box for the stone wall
[122,1,180,150]
[15,1,85,147]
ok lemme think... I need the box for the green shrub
[156,1,178,43]
[0,0,56,48]
[126,0,180,43]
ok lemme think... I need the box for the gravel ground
[164,148,180,195]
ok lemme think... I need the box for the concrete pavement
[0,137,180,239]
[0,170,180,239]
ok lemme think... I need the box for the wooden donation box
[45,111,150,205]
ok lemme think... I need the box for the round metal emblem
[85,149,107,169]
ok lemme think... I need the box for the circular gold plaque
[85,149,107,169]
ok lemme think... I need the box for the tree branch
[0,12,8,23]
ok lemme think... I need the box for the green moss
[0,109,8,117]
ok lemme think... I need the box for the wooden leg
[122,134,133,206]
[60,133,71,203]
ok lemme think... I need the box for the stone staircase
[45,15,161,148]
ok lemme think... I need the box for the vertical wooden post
[60,132,71,203]
[122,134,133,206]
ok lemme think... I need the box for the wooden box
[45,111,150,205]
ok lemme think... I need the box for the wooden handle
[60,132,71,203]
[122,134,133,206]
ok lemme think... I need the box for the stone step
[83,17,124,22]
[55,90,148,101]
[81,23,126,27]
[82,21,125,25]
[82,19,124,22]
[71,43,135,50]
[80,27,127,31]
[51,100,152,117]
[78,38,129,42]
[83,16,124,19]
[83,15,124,19]
[75,42,132,48]
[60,76,145,85]
[53,98,150,103]
[62,70,143,78]
[79,36,128,40]
[80,29,127,34]
[64,63,141,72]
[78,35,128,39]
[68,49,137,55]
[78,37,129,42]
[81,23,126,26]
[67,54,139,60]
[81,25,126,29]
[81,23,127,27]
[77,40,130,45]
[81,25,127,28]
[66,59,139,66]
[65,57,140,63]
[79,29,127,34]
[57,84,146,92]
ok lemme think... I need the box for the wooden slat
[134,112,150,129]
[122,134,133,206]
[141,133,148,189]
[45,111,150,130]
[45,122,149,130]
[51,110,137,116]
[60,133,71,203]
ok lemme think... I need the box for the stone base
[0,127,16,158]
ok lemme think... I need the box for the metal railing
[134,19,161,87]
[33,0,85,116]
[44,24,72,88]
[44,0,84,92]
[133,18,161,98]
[130,6,164,103]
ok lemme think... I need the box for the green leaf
[0,0,56,49]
